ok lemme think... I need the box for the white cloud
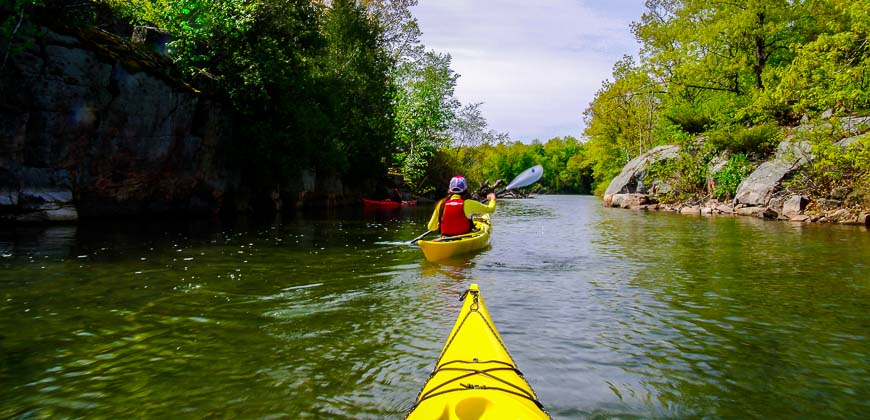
[412,0,645,142]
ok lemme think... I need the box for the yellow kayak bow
[406,284,549,419]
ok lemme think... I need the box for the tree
[361,0,424,64]
[318,0,395,184]
[582,56,664,193]
[392,50,460,192]
[771,0,870,116]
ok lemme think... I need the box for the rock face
[734,139,811,207]
[603,145,681,206]
[0,20,233,221]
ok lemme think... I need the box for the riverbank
[602,115,870,227]
[608,193,870,226]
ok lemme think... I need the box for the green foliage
[647,146,709,203]
[317,0,395,184]
[582,0,870,200]
[583,56,662,163]
[422,137,593,196]
[664,104,712,135]
[392,50,460,191]
[1,0,44,71]
[786,133,870,204]
[712,153,752,200]
[705,123,781,157]
[773,30,870,116]
[583,56,666,193]
[97,0,398,190]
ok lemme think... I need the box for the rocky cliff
[1,16,233,222]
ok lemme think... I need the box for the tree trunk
[754,12,766,90]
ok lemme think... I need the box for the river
[1,195,867,418]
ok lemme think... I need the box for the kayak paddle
[409,230,434,245]
[494,164,544,197]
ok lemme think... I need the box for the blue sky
[412,0,647,142]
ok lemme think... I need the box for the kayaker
[427,176,496,236]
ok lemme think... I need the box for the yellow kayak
[407,284,549,419]
[418,215,491,262]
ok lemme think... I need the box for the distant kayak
[406,283,549,419]
[361,199,417,208]
[417,215,490,261]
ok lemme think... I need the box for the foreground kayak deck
[407,284,549,419]
[418,215,491,262]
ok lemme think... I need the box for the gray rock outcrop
[733,139,811,208]
[1,19,233,221]
[781,195,808,217]
[603,145,681,206]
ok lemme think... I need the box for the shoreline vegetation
[602,116,870,226]
[1,1,868,229]
[585,0,870,227]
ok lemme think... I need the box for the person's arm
[463,193,496,218]
[427,200,443,231]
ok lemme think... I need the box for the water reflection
[581,207,870,418]
[0,224,78,260]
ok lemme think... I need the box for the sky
[411,0,647,143]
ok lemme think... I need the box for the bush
[786,135,870,204]
[712,153,752,200]
[705,123,780,157]
[647,147,709,203]
[664,105,714,135]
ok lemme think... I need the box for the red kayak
[362,199,417,208]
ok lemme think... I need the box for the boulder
[608,193,650,208]
[716,204,735,214]
[762,207,779,219]
[0,165,78,222]
[680,206,700,215]
[821,209,855,224]
[841,116,870,135]
[736,206,762,217]
[816,198,843,211]
[733,160,794,206]
[734,206,778,219]
[835,133,867,148]
[734,138,811,207]
[782,195,808,217]
[131,26,172,56]
[603,145,681,205]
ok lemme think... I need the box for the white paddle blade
[505,165,544,190]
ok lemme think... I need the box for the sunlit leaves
[771,1,870,116]
[586,0,870,198]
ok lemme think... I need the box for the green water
[1,196,867,418]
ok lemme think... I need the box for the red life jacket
[440,197,472,235]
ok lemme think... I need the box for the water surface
[1,196,867,418]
